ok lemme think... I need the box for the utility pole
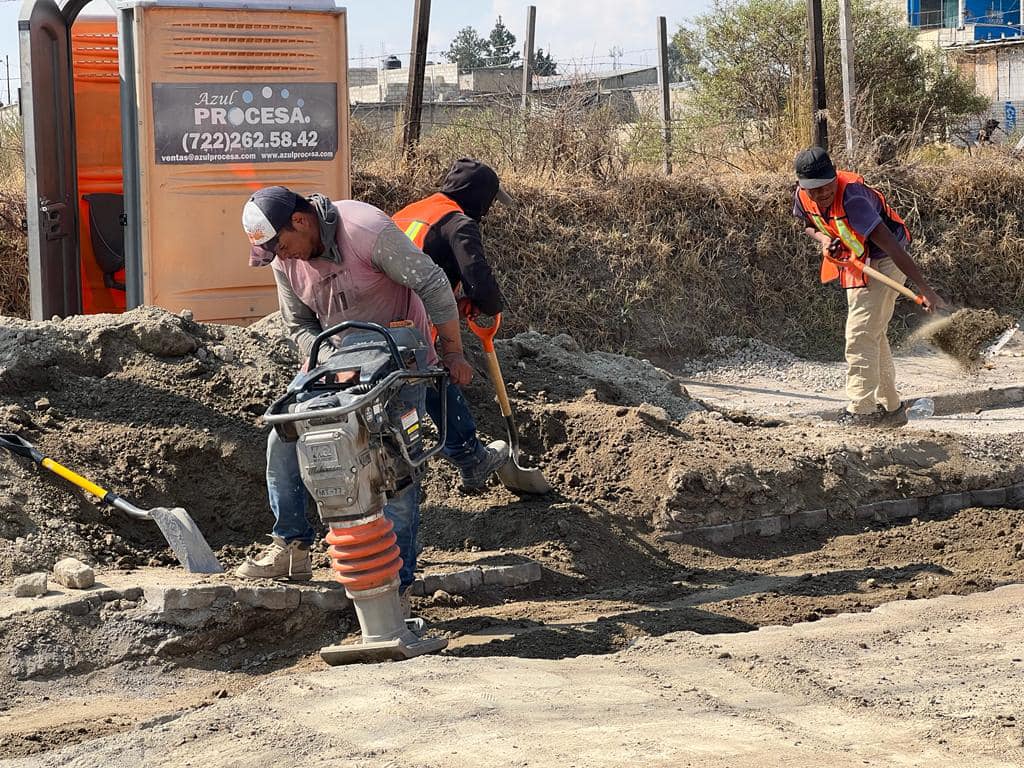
[521,5,536,110]
[837,0,857,157]
[402,0,430,155]
[4,56,10,106]
[806,0,828,150]
[656,16,673,175]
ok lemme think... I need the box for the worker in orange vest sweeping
[393,159,512,491]
[793,147,947,427]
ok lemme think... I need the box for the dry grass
[353,156,1024,360]
[2,111,1023,361]
[0,187,27,320]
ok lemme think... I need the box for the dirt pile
[2,312,1022,585]
[0,307,298,577]
[923,308,1016,366]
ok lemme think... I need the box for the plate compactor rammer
[264,321,449,665]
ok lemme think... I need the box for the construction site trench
[1,307,1023,760]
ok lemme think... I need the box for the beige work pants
[844,257,906,414]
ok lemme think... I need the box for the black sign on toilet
[152,82,339,164]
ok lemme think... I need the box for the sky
[0,0,714,97]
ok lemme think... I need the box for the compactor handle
[308,321,405,372]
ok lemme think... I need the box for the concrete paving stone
[12,572,48,597]
[299,588,350,612]
[407,579,426,597]
[877,498,921,520]
[756,516,785,537]
[142,584,232,613]
[791,508,829,529]
[970,487,1008,508]
[438,567,484,594]
[52,558,95,590]
[481,563,542,588]
[702,523,740,544]
[58,598,92,616]
[234,585,300,611]
[121,586,144,601]
[843,504,873,521]
[420,574,445,595]
[927,492,972,516]
[1007,482,1024,506]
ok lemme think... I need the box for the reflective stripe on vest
[798,171,909,289]
[392,192,465,250]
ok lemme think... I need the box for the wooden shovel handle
[857,261,926,305]
[483,350,514,418]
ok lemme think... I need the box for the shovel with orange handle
[467,313,552,495]
[825,239,931,307]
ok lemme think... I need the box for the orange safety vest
[392,193,464,249]
[798,170,910,288]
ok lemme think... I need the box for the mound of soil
[0,308,297,576]
[1,310,1022,585]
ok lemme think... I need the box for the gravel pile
[675,337,846,392]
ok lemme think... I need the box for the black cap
[242,186,301,266]
[794,147,837,189]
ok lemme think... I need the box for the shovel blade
[498,459,552,495]
[149,507,224,574]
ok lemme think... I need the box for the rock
[432,589,452,604]
[636,403,671,427]
[435,567,483,595]
[211,345,235,362]
[52,558,95,590]
[179,309,194,322]
[134,316,198,357]
[551,333,581,352]
[481,562,543,588]
[7,405,33,426]
[13,572,48,597]
[34,397,51,412]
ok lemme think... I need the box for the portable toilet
[19,0,350,323]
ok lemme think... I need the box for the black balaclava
[439,158,500,220]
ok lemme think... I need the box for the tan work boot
[235,535,313,581]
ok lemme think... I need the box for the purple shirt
[793,182,908,260]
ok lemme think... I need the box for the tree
[444,26,490,71]
[534,48,558,76]
[670,0,987,148]
[488,15,520,66]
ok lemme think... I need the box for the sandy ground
[4,584,1022,768]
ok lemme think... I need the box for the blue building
[907,0,1022,40]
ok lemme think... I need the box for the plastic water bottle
[907,397,935,420]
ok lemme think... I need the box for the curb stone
[661,481,1024,545]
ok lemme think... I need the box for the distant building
[947,36,1024,138]
[349,61,460,104]
[906,0,1022,45]
[459,66,523,95]
[534,66,659,93]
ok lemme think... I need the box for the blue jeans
[265,429,421,591]
[424,383,484,471]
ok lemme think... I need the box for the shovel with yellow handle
[0,433,223,573]
[467,314,552,495]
